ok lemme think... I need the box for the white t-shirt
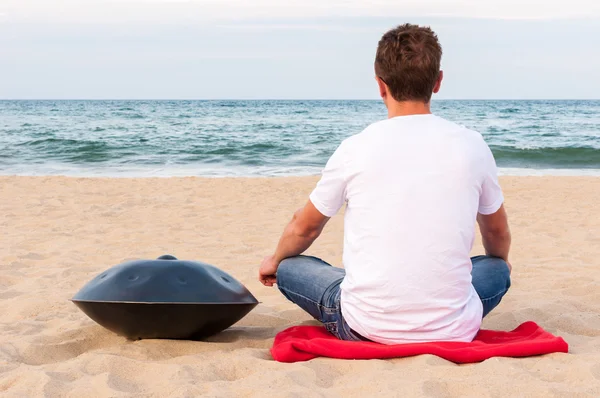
[309,114,504,344]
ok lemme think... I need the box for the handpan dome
[72,255,259,340]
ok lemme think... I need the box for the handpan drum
[72,255,259,340]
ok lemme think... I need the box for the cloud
[2,11,599,100]
[217,23,384,33]
[3,0,600,24]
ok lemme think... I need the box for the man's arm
[259,141,348,286]
[258,200,329,286]
[477,204,512,269]
[273,200,330,263]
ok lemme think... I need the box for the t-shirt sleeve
[478,143,504,215]
[309,143,348,217]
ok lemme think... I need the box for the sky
[1,0,599,99]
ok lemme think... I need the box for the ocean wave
[490,146,600,168]
[3,100,600,175]
[112,112,145,119]
[499,108,520,114]
[199,142,287,156]
[16,137,122,163]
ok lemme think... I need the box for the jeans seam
[480,287,508,304]
[279,285,331,311]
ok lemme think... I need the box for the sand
[0,175,599,397]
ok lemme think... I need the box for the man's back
[260,23,511,346]
[309,114,504,344]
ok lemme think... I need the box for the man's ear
[433,70,444,94]
[376,76,388,99]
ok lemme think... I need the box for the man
[258,24,512,344]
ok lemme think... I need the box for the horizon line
[1,98,599,101]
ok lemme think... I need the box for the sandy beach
[0,175,599,397]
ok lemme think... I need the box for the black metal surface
[73,301,257,340]
[72,255,259,340]
[72,255,258,304]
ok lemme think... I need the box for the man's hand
[259,255,279,287]
[258,200,330,287]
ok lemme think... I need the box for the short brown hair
[375,24,442,103]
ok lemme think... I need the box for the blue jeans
[276,255,511,341]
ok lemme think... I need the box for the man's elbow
[291,222,321,240]
[290,211,321,239]
[483,226,511,242]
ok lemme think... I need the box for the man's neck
[386,100,432,119]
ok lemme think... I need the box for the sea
[1,100,599,177]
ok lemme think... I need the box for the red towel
[271,321,568,363]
